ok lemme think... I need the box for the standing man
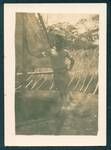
[42,34,75,109]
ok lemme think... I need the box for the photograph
[4,4,106,146]
[15,12,99,135]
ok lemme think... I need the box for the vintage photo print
[4,4,106,146]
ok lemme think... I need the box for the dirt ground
[15,90,98,135]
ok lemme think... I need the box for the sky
[41,14,97,26]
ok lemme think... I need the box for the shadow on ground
[15,90,98,135]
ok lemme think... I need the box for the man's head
[54,34,64,51]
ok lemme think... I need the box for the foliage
[15,14,99,74]
[47,15,99,50]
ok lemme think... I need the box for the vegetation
[15,14,99,135]
[15,13,99,75]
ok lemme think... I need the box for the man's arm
[40,49,51,57]
[65,50,75,70]
[41,47,57,57]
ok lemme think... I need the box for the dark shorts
[54,70,70,94]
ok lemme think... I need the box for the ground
[15,90,98,135]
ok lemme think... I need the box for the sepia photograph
[15,12,99,135]
[4,4,106,146]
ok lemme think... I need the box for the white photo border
[4,3,107,146]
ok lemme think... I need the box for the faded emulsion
[15,13,99,135]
